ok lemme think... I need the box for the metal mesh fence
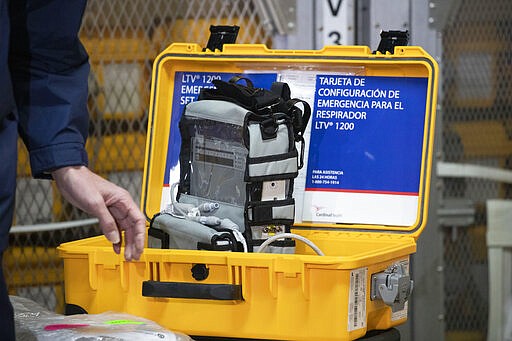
[8,2,512,339]
[441,0,512,339]
[8,0,273,312]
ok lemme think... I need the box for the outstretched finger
[95,205,121,249]
[132,220,146,260]
[123,225,135,261]
[113,225,122,255]
[122,215,145,261]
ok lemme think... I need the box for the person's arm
[9,0,145,260]
[9,0,90,176]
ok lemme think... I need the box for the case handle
[142,281,243,301]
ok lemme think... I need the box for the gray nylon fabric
[179,99,298,252]
[248,157,297,177]
[185,100,248,126]
[151,214,221,250]
[247,122,289,158]
[247,203,294,220]
[272,205,295,219]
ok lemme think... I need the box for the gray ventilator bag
[149,77,310,252]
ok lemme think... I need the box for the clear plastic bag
[11,296,194,341]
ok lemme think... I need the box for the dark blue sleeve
[9,0,90,179]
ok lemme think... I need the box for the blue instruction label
[305,74,429,195]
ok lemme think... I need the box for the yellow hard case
[58,43,438,341]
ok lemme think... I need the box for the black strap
[200,76,311,140]
[229,75,254,88]
[270,82,291,101]
[270,82,311,139]
[287,98,311,138]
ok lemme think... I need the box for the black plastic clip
[374,30,409,54]
[260,115,279,140]
[203,25,240,52]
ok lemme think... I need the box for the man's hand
[52,166,146,261]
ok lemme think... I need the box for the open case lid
[141,43,438,240]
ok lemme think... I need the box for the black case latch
[375,30,409,54]
[203,25,240,52]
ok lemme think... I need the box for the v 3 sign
[319,0,355,47]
